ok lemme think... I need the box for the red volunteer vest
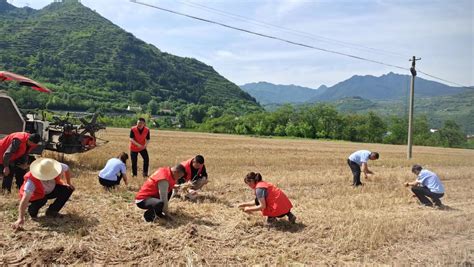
[0,132,36,165]
[135,167,175,200]
[129,126,149,152]
[255,181,293,217]
[181,158,203,182]
[19,171,64,202]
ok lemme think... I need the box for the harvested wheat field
[1,128,473,265]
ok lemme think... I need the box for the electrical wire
[130,0,409,72]
[178,0,411,58]
[417,70,474,90]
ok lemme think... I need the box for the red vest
[255,181,293,217]
[0,132,36,165]
[129,126,149,152]
[181,158,203,182]
[135,167,175,200]
[19,171,64,201]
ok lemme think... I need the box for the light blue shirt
[99,158,126,181]
[348,150,371,166]
[417,169,445,194]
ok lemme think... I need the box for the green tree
[132,91,152,105]
[147,99,159,115]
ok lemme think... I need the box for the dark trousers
[347,159,362,186]
[98,174,123,188]
[1,164,27,192]
[136,191,172,216]
[131,149,149,176]
[411,186,444,206]
[254,198,292,218]
[28,184,74,217]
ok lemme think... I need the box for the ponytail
[244,172,263,183]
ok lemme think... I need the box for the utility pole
[407,56,421,159]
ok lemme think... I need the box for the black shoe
[287,212,297,224]
[143,209,156,222]
[45,210,64,218]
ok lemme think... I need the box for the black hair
[244,172,263,183]
[194,155,205,164]
[175,164,186,176]
[138,118,146,123]
[28,133,41,144]
[412,164,423,173]
[117,152,129,164]
[371,152,380,160]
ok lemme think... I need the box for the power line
[417,69,474,90]
[130,0,409,72]
[178,0,411,59]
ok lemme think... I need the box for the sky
[8,0,474,88]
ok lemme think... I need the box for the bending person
[13,158,74,230]
[178,155,208,196]
[135,164,186,222]
[347,150,379,186]
[1,132,41,193]
[98,152,129,189]
[238,172,296,225]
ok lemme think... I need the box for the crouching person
[12,158,74,230]
[135,164,186,222]
[178,155,208,198]
[238,172,296,225]
[98,152,129,189]
[405,164,445,208]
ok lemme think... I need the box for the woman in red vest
[238,172,296,225]
[129,118,150,178]
[135,164,186,222]
[12,158,74,230]
[0,132,41,193]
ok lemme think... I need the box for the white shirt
[348,150,371,166]
[99,158,126,181]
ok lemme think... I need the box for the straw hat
[30,158,62,181]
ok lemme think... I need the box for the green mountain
[0,0,259,113]
[240,82,327,104]
[311,72,467,102]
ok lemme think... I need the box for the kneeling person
[98,152,129,189]
[135,164,186,222]
[13,158,74,230]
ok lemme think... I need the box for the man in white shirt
[347,150,379,186]
[405,164,445,207]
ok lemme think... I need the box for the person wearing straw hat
[12,158,74,230]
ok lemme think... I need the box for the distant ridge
[241,72,466,105]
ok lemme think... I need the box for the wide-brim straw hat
[30,158,62,181]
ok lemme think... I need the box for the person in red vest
[135,164,186,222]
[12,158,74,230]
[177,155,208,198]
[238,172,296,225]
[0,132,41,193]
[129,118,150,178]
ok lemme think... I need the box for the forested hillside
[0,0,259,114]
